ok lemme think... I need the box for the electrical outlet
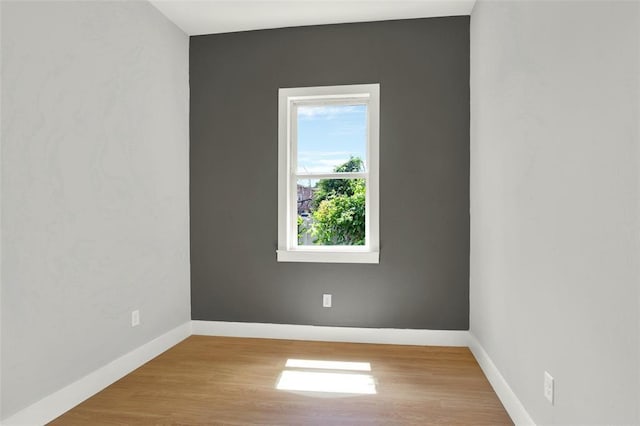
[131,310,140,327]
[544,371,554,404]
[322,294,332,308]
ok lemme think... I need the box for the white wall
[1,0,190,418]
[470,0,639,424]
[0,0,3,418]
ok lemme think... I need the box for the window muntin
[278,84,379,263]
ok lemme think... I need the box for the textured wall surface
[190,17,470,330]
[470,1,639,424]
[1,1,190,417]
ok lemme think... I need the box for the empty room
[1,0,638,424]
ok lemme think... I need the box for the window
[277,84,379,263]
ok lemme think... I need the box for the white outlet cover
[322,294,332,308]
[544,371,554,404]
[131,310,140,327]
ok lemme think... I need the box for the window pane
[297,178,366,246]
[297,104,367,174]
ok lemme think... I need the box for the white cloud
[298,158,369,174]
[297,159,349,173]
[298,150,352,159]
[297,165,341,174]
[298,105,363,120]
[298,152,348,173]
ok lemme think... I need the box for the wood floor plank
[50,336,512,425]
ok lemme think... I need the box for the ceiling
[149,0,476,36]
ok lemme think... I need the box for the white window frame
[277,83,380,264]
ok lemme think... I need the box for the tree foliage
[310,157,365,245]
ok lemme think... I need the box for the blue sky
[297,104,367,174]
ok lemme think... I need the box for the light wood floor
[50,336,512,425]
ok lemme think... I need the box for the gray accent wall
[1,1,190,418]
[190,18,470,329]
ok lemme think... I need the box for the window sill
[276,249,379,264]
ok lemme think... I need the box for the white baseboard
[468,332,535,426]
[1,321,533,426]
[2,322,192,426]
[192,320,470,346]
[193,321,533,424]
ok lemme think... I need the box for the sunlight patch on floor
[276,358,377,395]
[285,359,371,371]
